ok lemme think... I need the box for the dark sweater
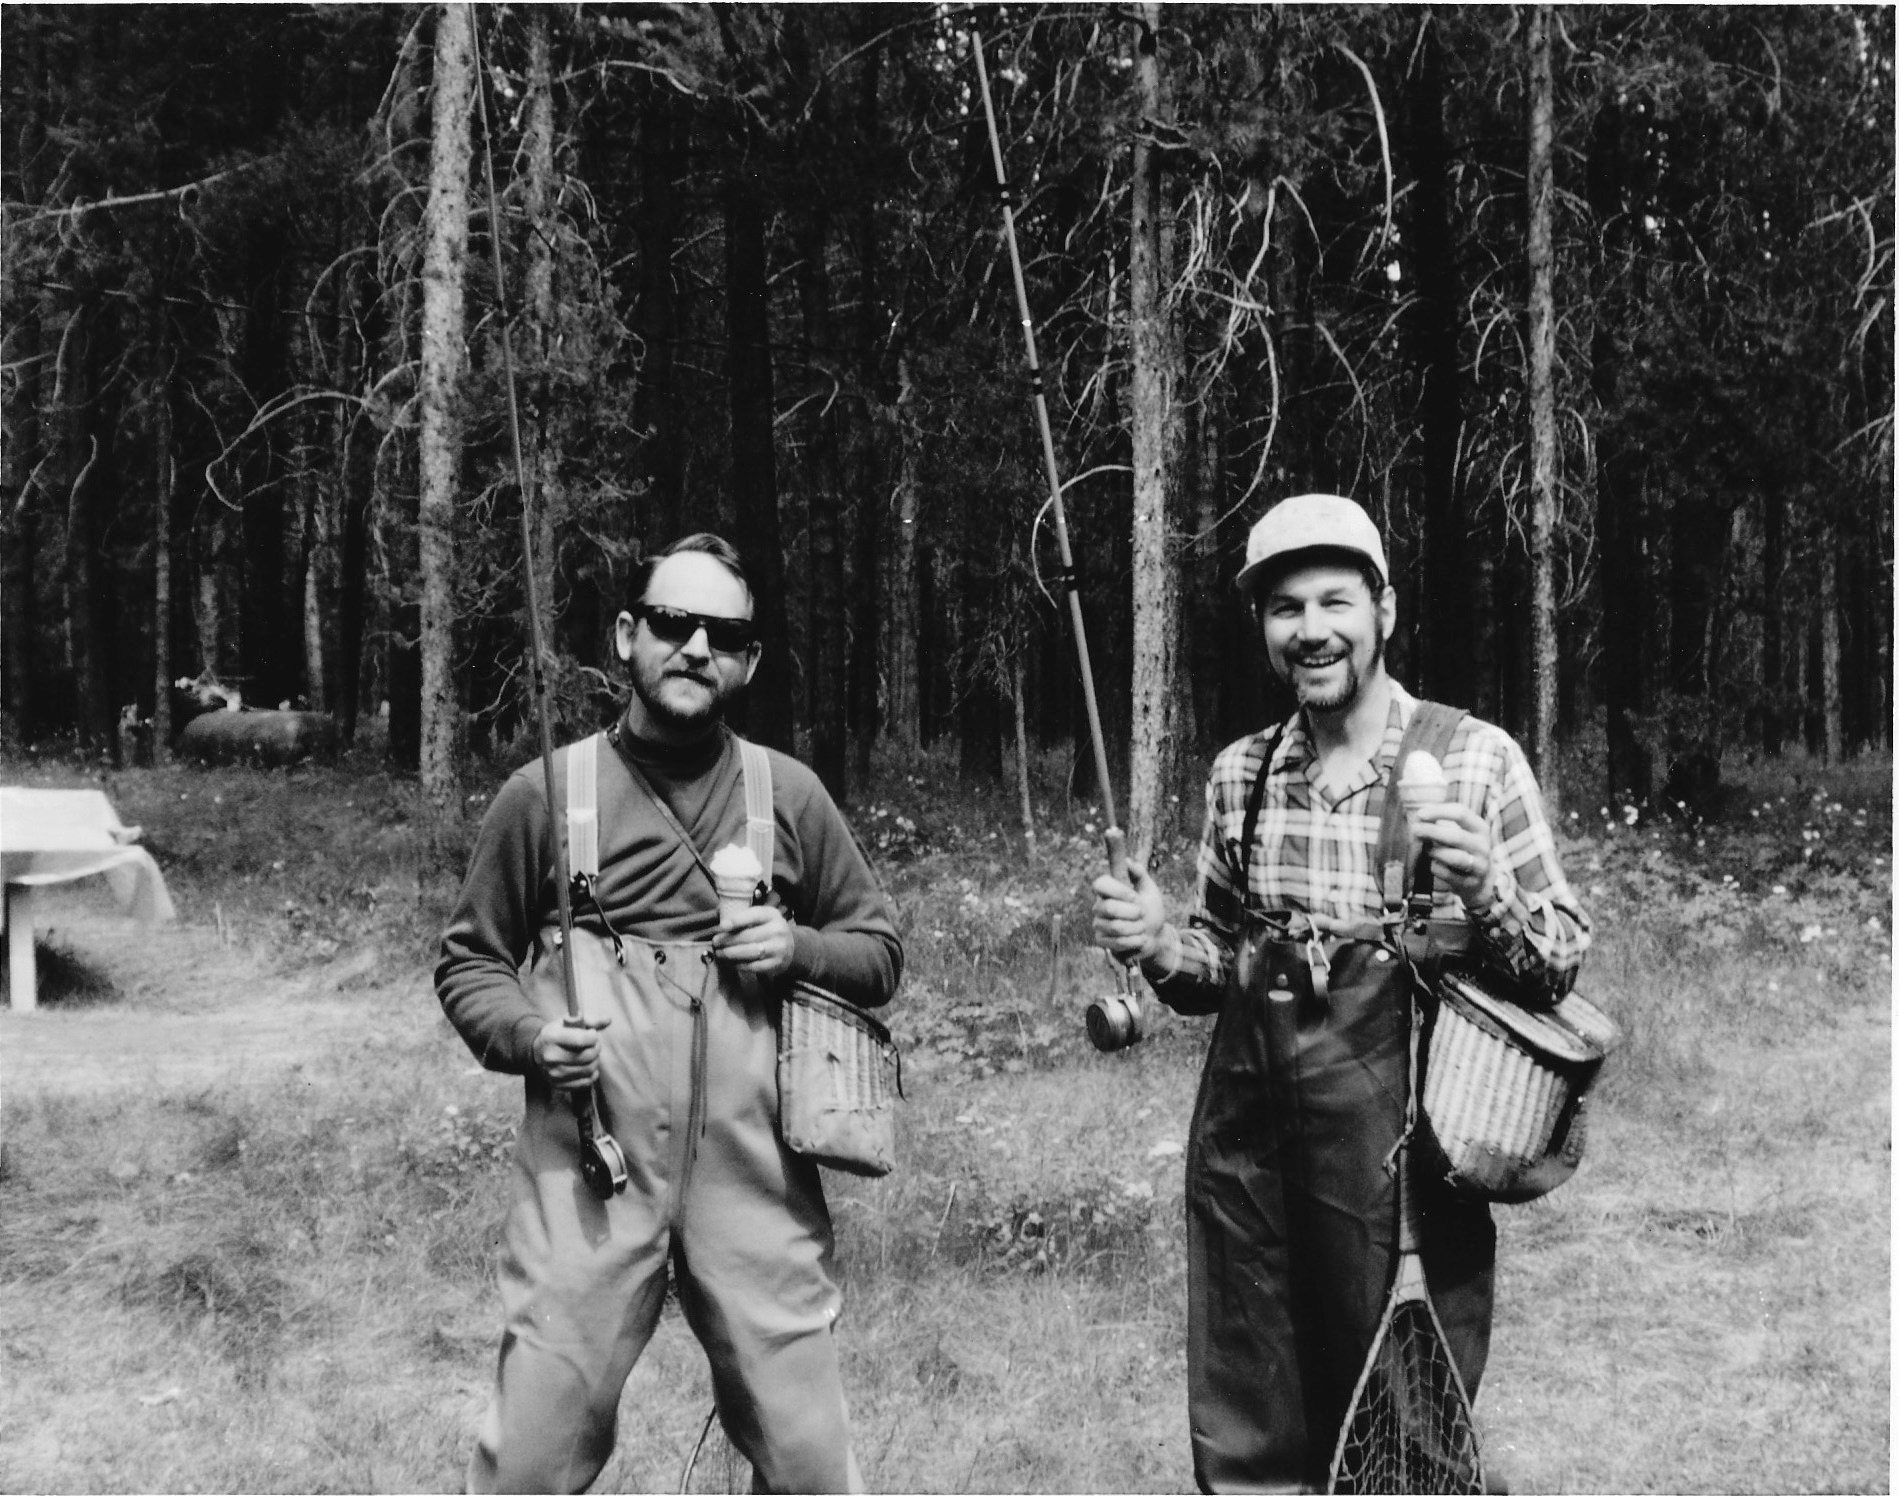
[436,723,902,1075]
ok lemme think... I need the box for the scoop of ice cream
[1398,751,1449,812]
[710,843,763,883]
[710,843,764,911]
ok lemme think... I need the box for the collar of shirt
[1269,681,1419,809]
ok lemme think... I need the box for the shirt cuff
[1140,923,1185,984]
[1470,865,1517,930]
[507,1012,548,1076]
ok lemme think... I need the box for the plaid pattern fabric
[1148,683,1591,1003]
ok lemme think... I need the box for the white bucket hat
[1234,493,1389,597]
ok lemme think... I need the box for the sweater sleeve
[769,752,904,1009]
[434,767,554,1075]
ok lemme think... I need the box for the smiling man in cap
[1092,493,1591,1492]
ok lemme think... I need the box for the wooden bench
[0,787,175,1012]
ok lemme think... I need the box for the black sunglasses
[635,604,758,654]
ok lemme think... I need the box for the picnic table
[1,786,175,1012]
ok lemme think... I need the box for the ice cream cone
[1398,750,1449,815]
[710,843,764,924]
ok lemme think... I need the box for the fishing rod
[971,28,1143,1052]
[473,17,627,1197]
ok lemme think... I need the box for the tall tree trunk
[797,196,849,801]
[1406,11,1469,710]
[882,357,921,753]
[1589,101,1653,808]
[633,78,686,548]
[4,291,44,743]
[1127,2,1186,857]
[237,226,291,711]
[335,262,376,743]
[724,144,793,751]
[418,0,474,861]
[1012,648,1036,848]
[195,511,230,685]
[151,352,175,758]
[522,7,565,662]
[56,301,109,749]
[1525,3,1559,803]
[846,19,888,791]
[1761,481,1784,754]
[1819,542,1843,762]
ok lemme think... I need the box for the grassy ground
[0,743,1888,1492]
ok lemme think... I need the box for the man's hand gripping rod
[476,31,626,1199]
[972,29,1142,1051]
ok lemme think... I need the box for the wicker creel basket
[776,981,901,1178]
[1420,968,1620,1203]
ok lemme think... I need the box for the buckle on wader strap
[1304,927,1331,1003]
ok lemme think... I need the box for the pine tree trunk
[1819,543,1843,762]
[1127,2,1185,858]
[1406,14,1469,710]
[4,291,43,742]
[882,357,921,753]
[1525,3,1560,804]
[417,0,474,862]
[724,142,793,751]
[1013,650,1036,848]
[1761,482,1784,754]
[523,8,564,663]
[633,78,685,547]
[151,361,175,758]
[1589,101,1653,809]
[797,195,849,801]
[847,20,888,790]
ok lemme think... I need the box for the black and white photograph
[1,5,1890,1492]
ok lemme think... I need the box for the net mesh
[1329,1297,1485,1494]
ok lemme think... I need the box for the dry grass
[0,748,1888,1492]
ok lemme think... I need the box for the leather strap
[1376,701,1466,915]
[1230,722,1285,903]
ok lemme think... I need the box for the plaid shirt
[1146,682,1591,1003]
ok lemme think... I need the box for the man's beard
[630,659,728,732]
[1288,628,1384,714]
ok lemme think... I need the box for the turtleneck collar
[607,714,730,778]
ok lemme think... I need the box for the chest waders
[469,737,863,1496]
[1183,704,1497,1494]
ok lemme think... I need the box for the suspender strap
[566,732,600,880]
[1376,701,1467,914]
[737,738,776,886]
[1229,723,1285,900]
[562,732,629,964]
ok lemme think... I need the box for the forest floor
[0,743,1889,1493]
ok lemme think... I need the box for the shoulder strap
[737,737,776,885]
[1377,701,1466,913]
[566,733,600,880]
[1231,721,1287,895]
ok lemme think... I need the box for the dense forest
[3,4,1891,861]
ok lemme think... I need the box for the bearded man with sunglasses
[438,532,901,1493]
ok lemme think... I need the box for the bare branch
[2,161,264,229]
[1333,43,1395,262]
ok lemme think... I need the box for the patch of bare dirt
[1,903,437,1097]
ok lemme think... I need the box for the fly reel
[577,1103,629,1199]
[1085,829,1146,1052]
[1085,982,1144,1051]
